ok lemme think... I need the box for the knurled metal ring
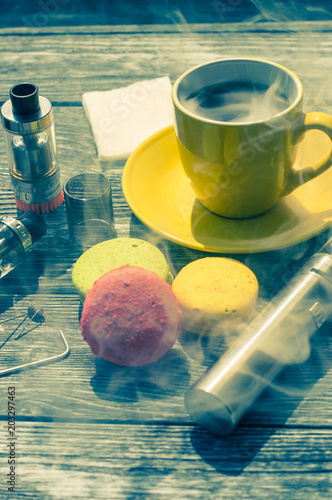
[0,215,32,252]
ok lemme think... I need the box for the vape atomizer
[0,83,63,214]
[0,211,46,279]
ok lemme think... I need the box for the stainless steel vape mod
[185,252,332,436]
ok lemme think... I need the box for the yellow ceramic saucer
[122,125,332,253]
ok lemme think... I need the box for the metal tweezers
[0,330,69,377]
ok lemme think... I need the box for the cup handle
[283,112,332,195]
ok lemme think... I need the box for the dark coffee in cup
[181,81,291,123]
[172,58,332,218]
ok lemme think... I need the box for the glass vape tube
[0,212,46,278]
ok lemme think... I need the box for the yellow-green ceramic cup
[172,58,332,218]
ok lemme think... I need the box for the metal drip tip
[10,83,40,116]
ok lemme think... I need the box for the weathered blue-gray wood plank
[0,21,331,499]
[0,421,331,499]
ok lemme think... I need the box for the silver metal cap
[1,95,53,134]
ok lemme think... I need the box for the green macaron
[72,237,173,302]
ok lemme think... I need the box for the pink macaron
[81,265,183,366]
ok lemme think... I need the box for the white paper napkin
[82,76,174,161]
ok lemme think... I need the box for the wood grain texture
[0,21,331,34]
[0,22,332,499]
[0,328,331,425]
[0,421,331,499]
[0,0,260,27]
[0,24,331,108]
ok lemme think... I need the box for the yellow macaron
[172,257,258,335]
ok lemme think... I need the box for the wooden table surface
[0,20,332,499]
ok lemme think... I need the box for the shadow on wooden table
[189,321,332,475]
[189,425,277,475]
[126,211,332,474]
[90,347,191,402]
[0,207,84,335]
[0,253,45,310]
[129,211,330,283]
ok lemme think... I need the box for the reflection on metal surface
[186,252,332,436]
